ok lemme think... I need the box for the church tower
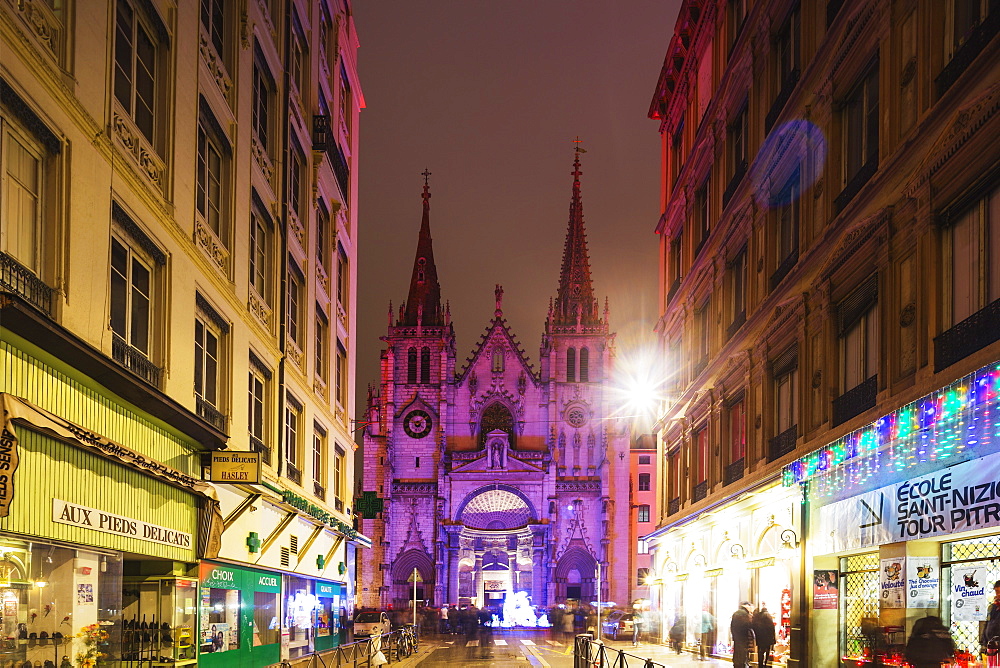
[360,174,455,609]
[541,147,630,607]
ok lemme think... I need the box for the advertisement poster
[880,558,906,608]
[813,570,839,609]
[202,622,232,653]
[952,565,989,621]
[77,583,94,604]
[906,557,940,608]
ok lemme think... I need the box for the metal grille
[842,553,879,661]
[944,536,1000,654]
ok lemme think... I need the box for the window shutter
[771,344,798,377]
[837,274,878,336]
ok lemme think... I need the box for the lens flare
[750,120,827,209]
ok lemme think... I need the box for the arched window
[407,347,417,384]
[492,350,504,373]
[566,348,576,382]
[579,348,589,382]
[479,402,515,448]
[420,347,431,384]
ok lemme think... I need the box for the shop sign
[951,565,989,621]
[815,453,1000,553]
[52,499,193,548]
[0,422,20,518]
[210,451,261,484]
[907,557,939,608]
[813,570,839,609]
[317,583,335,596]
[880,558,906,608]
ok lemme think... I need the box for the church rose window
[460,489,532,530]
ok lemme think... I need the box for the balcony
[335,498,344,512]
[724,458,745,486]
[249,435,271,466]
[767,425,798,462]
[667,278,681,304]
[936,11,1000,97]
[834,159,878,214]
[722,159,747,210]
[112,335,161,388]
[692,356,708,379]
[330,142,350,203]
[935,298,1000,372]
[312,114,331,151]
[668,497,680,516]
[765,69,800,134]
[196,396,227,431]
[286,463,302,486]
[832,375,878,427]
[726,311,747,340]
[769,249,798,291]
[1,252,54,316]
[313,481,326,501]
[693,481,709,502]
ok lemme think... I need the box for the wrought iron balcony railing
[693,480,709,502]
[249,435,271,466]
[722,159,747,210]
[667,278,681,304]
[934,298,1000,372]
[765,69,800,134]
[768,424,798,462]
[335,498,344,512]
[313,481,326,501]
[286,463,302,486]
[936,11,1000,97]
[834,158,878,214]
[832,375,878,427]
[112,335,161,388]
[668,497,680,516]
[724,458,745,486]
[196,396,227,431]
[770,249,798,291]
[1,252,54,315]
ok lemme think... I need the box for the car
[354,611,391,637]
[601,611,634,641]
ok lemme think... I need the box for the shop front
[645,482,800,664]
[283,575,347,657]
[783,361,1000,668]
[0,393,212,668]
[199,561,282,668]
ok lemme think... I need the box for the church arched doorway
[453,486,539,610]
[555,548,598,603]
[391,549,435,611]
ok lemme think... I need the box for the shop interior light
[34,580,47,588]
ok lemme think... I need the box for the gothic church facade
[359,153,630,611]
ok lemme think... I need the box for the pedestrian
[439,605,449,634]
[905,615,954,668]
[561,605,575,644]
[699,609,715,661]
[549,606,564,641]
[751,604,776,668]
[478,606,493,658]
[731,602,754,668]
[669,616,685,655]
[632,609,643,647]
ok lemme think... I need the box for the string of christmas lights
[782,362,1000,497]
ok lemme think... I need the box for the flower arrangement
[74,623,108,667]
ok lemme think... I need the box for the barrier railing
[272,625,419,668]
[573,634,665,668]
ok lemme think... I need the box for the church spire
[400,170,443,326]
[553,141,598,327]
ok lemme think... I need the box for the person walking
[751,604,776,668]
[698,609,715,661]
[632,609,644,647]
[668,616,685,655]
[985,582,1000,666]
[561,606,575,644]
[905,615,954,668]
[731,602,754,668]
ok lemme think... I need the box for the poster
[906,557,940,608]
[77,583,94,604]
[202,622,231,653]
[813,570,839,609]
[880,558,906,608]
[952,565,989,621]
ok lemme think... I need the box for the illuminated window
[637,505,650,523]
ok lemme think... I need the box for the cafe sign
[210,451,261,484]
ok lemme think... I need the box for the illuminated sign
[210,451,262,484]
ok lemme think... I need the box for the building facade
[0,1,365,666]
[359,154,632,613]
[644,0,999,666]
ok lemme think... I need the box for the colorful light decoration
[783,361,1000,496]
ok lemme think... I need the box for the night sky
[352,1,682,415]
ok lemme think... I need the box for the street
[410,629,738,667]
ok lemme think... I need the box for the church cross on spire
[553,141,598,327]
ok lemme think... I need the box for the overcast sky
[352,1,682,413]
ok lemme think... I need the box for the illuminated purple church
[359,152,631,612]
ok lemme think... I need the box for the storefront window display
[942,535,1000,656]
[0,538,122,668]
[199,562,281,668]
[121,577,197,664]
[315,581,344,652]
[284,576,317,659]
